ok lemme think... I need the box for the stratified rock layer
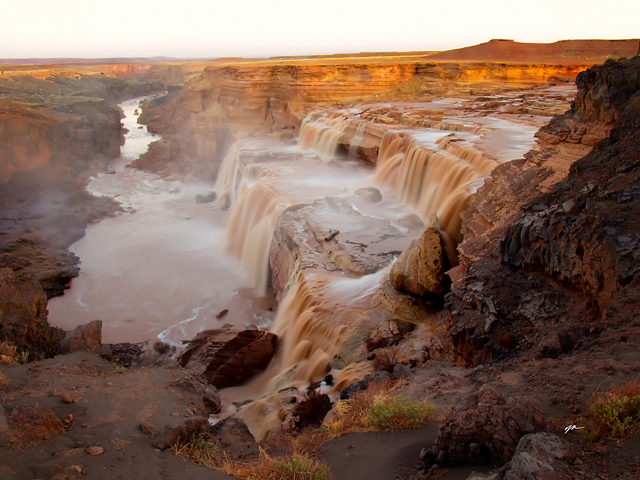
[438,56,640,367]
[179,327,278,389]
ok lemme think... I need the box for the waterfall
[348,120,370,159]
[373,130,497,263]
[231,270,374,440]
[225,179,290,296]
[298,113,351,162]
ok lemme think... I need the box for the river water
[47,97,274,344]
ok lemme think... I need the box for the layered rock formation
[0,74,163,183]
[136,60,588,182]
[434,56,640,367]
[179,327,278,389]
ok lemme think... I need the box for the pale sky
[2,0,639,59]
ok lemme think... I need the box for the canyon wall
[0,74,164,183]
[434,55,640,367]
[138,61,589,181]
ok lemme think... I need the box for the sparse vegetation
[580,380,640,443]
[0,341,29,365]
[173,439,331,480]
[115,366,128,374]
[0,372,8,388]
[368,394,436,431]
[372,347,399,373]
[173,379,436,479]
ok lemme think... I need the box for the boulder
[205,418,258,457]
[397,213,425,233]
[195,191,217,204]
[152,416,209,451]
[421,385,546,468]
[466,432,570,479]
[173,378,222,414]
[0,267,61,357]
[339,371,392,400]
[371,280,443,325]
[179,327,277,389]
[60,320,104,354]
[354,187,382,203]
[389,222,448,297]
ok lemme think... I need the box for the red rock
[180,327,277,389]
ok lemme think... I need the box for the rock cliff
[136,61,588,181]
[436,55,640,366]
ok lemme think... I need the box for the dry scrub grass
[173,378,436,480]
[0,341,29,365]
[579,379,640,443]
[173,441,331,480]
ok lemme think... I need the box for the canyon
[1,39,640,480]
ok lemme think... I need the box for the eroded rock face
[422,385,546,468]
[499,60,640,313]
[440,56,640,368]
[467,432,570,480]
[389,225,448,297]
[0,268,61,357]
[60,320,103,355]
[179,327,278,389]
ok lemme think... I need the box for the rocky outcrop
[0,74,163,183]
[467,432,570,480]
[0,268,62,357]
[389,222,449,297]
[500,57,640,313]
[437,56,640,367]
[421,385,546,468]
[60,320,104,355]
[270,196,409,303]
[179,327,278,389]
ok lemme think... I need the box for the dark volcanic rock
[467,432,570,480]
[422,385,546,468]
[195,191,217,204]
[0,267,61,357]
[205,418,258,457]
[339,371,391,400]
[173,377,222,414]
[500,57,640,314]
[179,327,278,389]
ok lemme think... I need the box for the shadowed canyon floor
[2,44,640,480]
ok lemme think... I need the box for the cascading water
[299,114,351,162]
[373,130,497,262]
[219,269,375,440]
[225,179,290,296]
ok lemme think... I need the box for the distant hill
[428,39,640,64]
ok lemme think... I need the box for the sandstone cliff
[136,61,588,181]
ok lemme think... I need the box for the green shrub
[590,394,640,439]
[368,394,436,431]
[269,455,331,480]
